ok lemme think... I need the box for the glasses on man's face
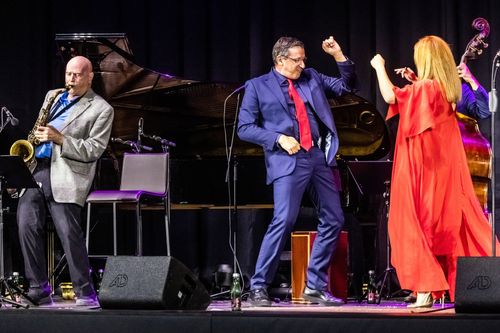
[65,72,84,78]
[283,55,307,64]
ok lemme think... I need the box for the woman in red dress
[370,35,498,308]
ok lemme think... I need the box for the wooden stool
[291,231,348,302]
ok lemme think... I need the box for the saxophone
[10,87,67,171]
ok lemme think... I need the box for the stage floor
[209,298,456,314]
[0,295,455,313]
[1,296,497,333]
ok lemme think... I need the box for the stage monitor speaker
[99,256,210,310]
[455,256,500,313]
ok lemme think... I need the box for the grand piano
[54,33,392,206]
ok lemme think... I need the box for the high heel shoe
[438,294,445,308]
[407,292,433,308]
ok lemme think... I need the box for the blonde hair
[414,35,462,103]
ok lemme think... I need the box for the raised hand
[322,36,346,62]
[394,67,418,83]
[370,54,385,70]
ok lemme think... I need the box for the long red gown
[387,79,498,301]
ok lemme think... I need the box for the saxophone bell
[9,139,34,163]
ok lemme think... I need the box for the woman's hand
[370,54,385,70]
[394,67,418,83]
[370,54,396,104]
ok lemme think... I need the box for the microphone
[159,138,176,147]
[137,117,144,146]
[111,137,153,152]
[226,85,245,100]
[223,85,245,183]
[2,107,19,126]
[223,85,246,110]
[141,132,177,147]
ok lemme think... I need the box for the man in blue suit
[238,36,356,306]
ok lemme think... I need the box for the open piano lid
[55,33,391,161]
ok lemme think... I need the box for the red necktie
[287,79,312,151]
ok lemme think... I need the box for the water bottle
[11,272,20,285]
[10,272,22,302]
[367,270,377,304]
[96,268,104,294]
[230,273,242,311]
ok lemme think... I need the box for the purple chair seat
[87,190,165,202]
[85,152,170,257]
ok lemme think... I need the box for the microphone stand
[489,52,500,255]
[232,156,238,277]
[141,131,176,257]
[223,86,245,293]
[137,117,143,151]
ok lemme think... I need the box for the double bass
[457,17,492,212]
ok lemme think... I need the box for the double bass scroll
[459,17,489,65]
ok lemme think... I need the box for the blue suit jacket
[457,82,490,119]
[238,62,356,184]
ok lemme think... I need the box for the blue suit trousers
[250,147,344,291]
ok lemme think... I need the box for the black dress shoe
[27,286,53,306]
[248,288,273,307]
[302,286,343,306]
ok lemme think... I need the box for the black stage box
[455,256,500,313]
[99,256,210,310]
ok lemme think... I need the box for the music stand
[346,160,394,304]
[0,155,38,308]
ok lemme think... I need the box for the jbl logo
[467,276,492,290]
[109,274,129,288]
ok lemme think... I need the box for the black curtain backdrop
[1,0,500,215]
[0,0,496,142]
[0,0,499,144]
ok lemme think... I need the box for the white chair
[85,152,170,256]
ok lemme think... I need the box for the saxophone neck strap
[48,93,83,122]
